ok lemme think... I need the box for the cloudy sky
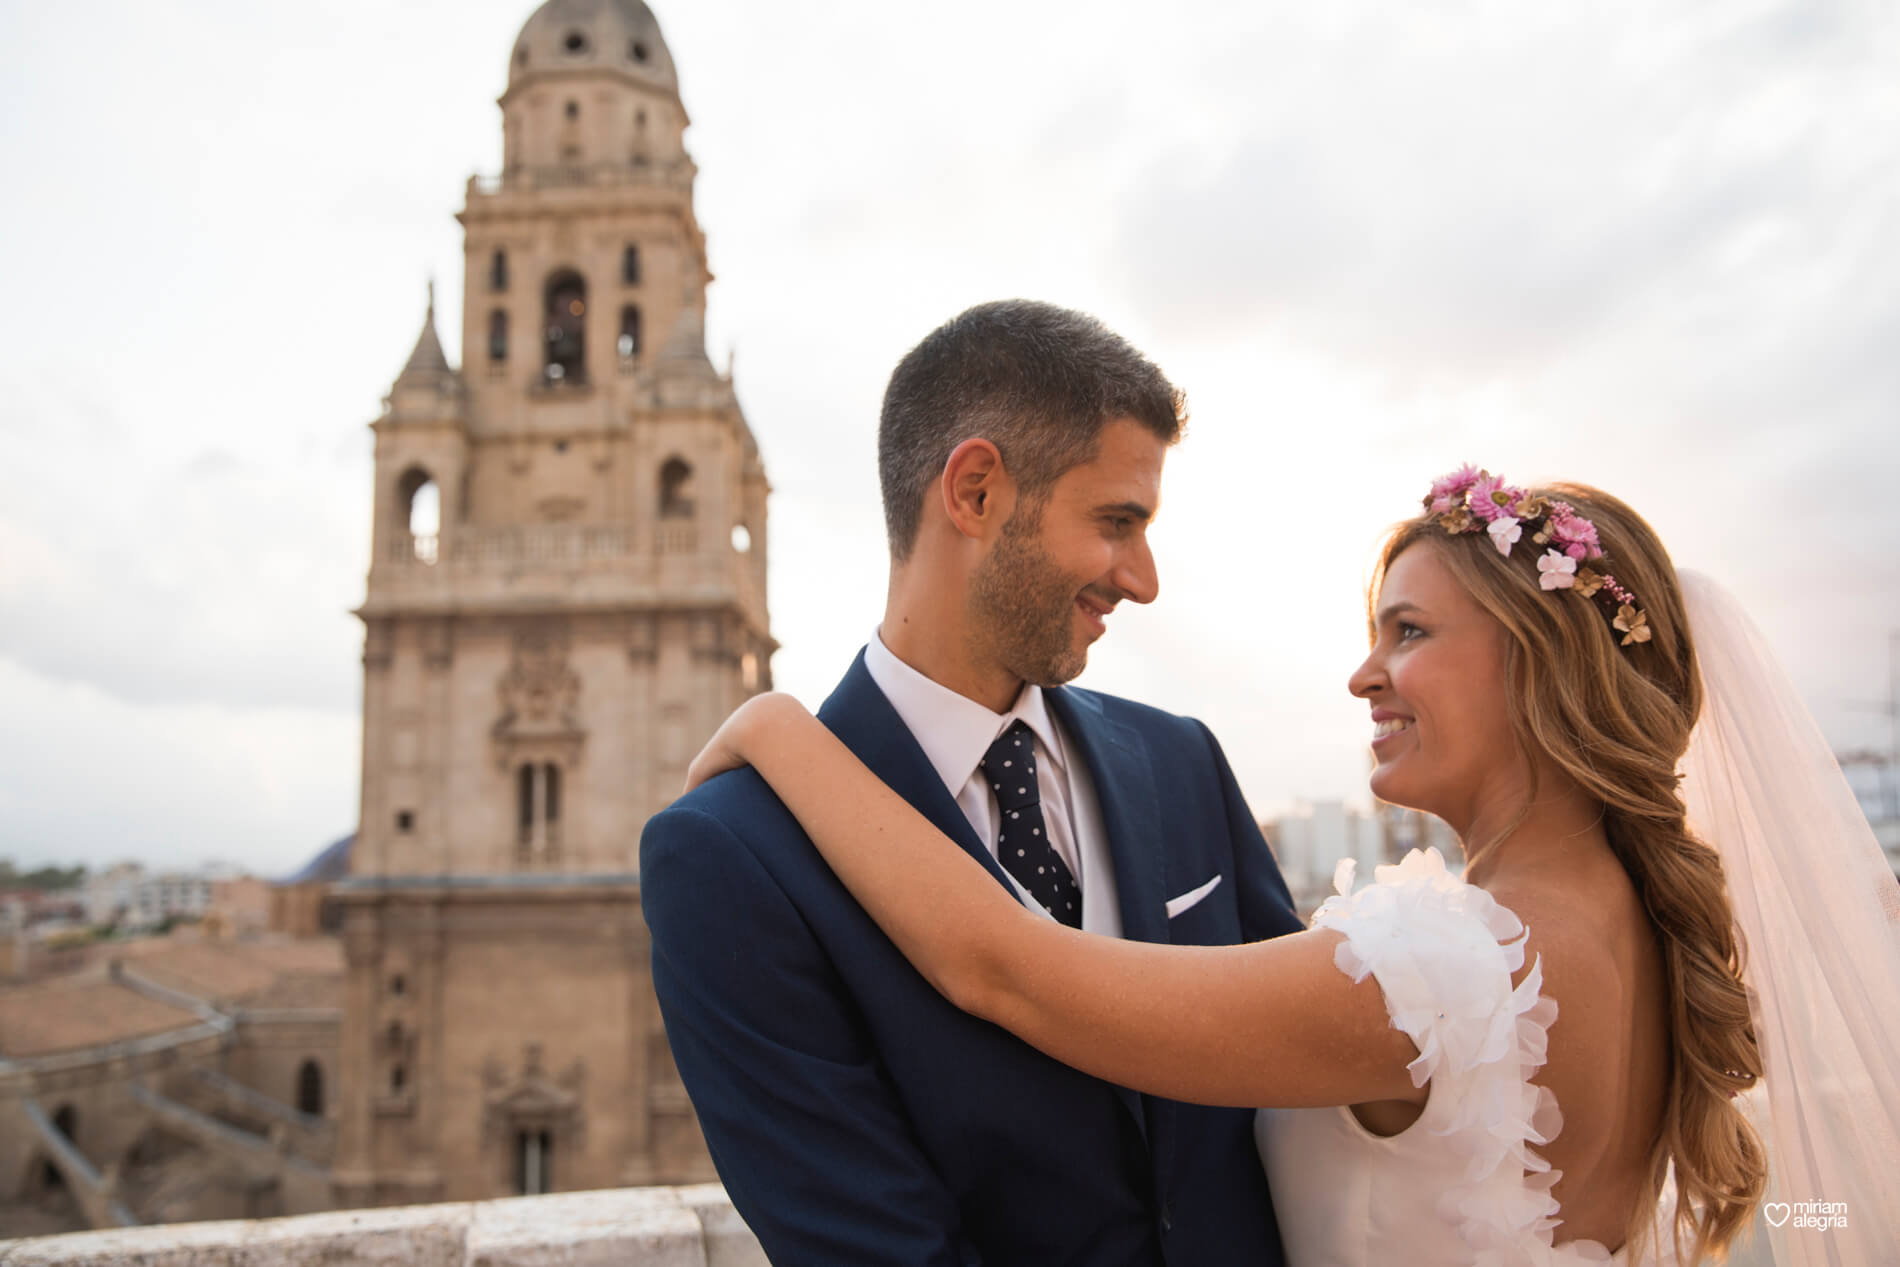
[2,0,1896,877]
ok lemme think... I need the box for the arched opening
[618,305,642,360]
[26,1104,81,1212]
[489,310,509,362]
[490,249,509,292]
[516,762,563,857]
[621,245,640,286]
[517,763,534,849]
[543,271,587,384]
[396,467,438,564]
[409,484,438,536]
[659,457,695,519]
[296,1059,324,1117]
[516,1128,554,1195]
[397,466,439,564]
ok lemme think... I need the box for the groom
[641,300,1301,1265]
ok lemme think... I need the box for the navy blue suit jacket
[640,653,1303,1265]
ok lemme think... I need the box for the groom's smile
[972,417,1166,688]
[1075,591,1117,639]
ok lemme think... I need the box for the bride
[686,468,1899,1265]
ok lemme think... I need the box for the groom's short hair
[878,299,1186,562]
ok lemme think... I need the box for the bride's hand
[683,691,811,795]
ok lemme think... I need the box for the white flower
[1537,549,1578,590]
[1487,516,1522,556]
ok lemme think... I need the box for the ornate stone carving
[492,623,585,769]
[481,1041,586,1146]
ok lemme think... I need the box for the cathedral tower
[332,0,769,1206]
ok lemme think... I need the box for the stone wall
[0,1185,764,1266]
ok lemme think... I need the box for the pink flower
[1428,464,1482,503]
[1427,495,1457,516]
[1548,504,1604,558]
[1469,471,1510,522]
[1487,516,1522,556]
[1538,550,1578,590]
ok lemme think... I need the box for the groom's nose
[1111,535,1159,606]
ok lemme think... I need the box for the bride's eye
[1398,621,1425,642]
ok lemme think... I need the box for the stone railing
[17,1098,137,1231]
[0,1185,765,1266]
[385,525,640,569]
[468,161,692,197]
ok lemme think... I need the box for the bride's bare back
[1496,855,1671,1249]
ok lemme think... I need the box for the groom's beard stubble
[970,506,1090,690]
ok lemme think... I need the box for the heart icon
[1764,1203,1791,1228]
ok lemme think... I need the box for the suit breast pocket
[1165,874,1223,920]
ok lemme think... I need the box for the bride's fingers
[679,692,807,797]
[682,740,744,795]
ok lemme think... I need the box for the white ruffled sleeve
[1314,848,1616,1267]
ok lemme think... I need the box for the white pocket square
[1165,875,1223,919]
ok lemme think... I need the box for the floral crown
[1423,465,1651,647]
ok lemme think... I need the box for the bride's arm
[689,695,1424,1111]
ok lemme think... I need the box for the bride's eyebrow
[1376,600,1426,626]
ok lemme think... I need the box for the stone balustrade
[0,1185,765,1266]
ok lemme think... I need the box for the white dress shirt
[863,630,1124,938]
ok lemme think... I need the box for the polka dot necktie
[980,720,1082,928]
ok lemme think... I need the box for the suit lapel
[1045,688,1169,947]
[1046,687,1176,1169]
[819,658,1173,1168]
[817,651,1024,903]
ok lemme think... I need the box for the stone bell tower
[330,0,770,1208]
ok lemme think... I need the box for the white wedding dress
[1257,847,1631,1267]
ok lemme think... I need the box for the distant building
[1266,800,1383,915]
[83,864,249,932]
[206,877,272,938]
[0,934,344,1236]
[132,872,213,928]
[83,863,143,927]
[1840,751,1899,874]
[1266,800,1459,917]
[270,834,354,939]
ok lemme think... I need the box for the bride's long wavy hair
[1372,483,1765,1262]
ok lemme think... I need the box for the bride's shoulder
[1319,849,1633,1074]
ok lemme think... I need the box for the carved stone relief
[492,622,585,769]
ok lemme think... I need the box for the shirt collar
[863,628,1066,799]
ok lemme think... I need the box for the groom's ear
[940,437,1016,542]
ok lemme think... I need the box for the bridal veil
[1677,571,1900,1266]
